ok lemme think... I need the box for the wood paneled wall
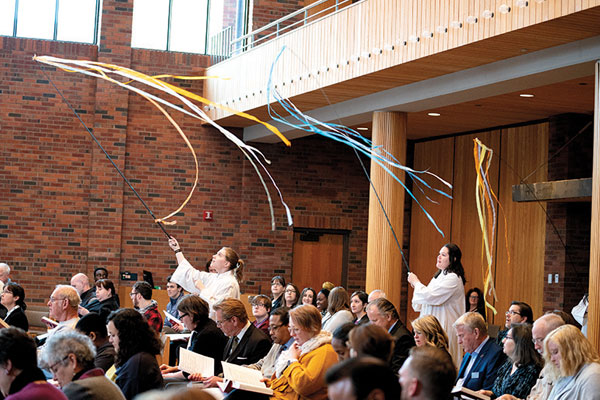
[204,0,600,121]
[408,122,548,326]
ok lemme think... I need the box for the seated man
[130,281,163,333]
[250,294,272,338]
[75,312,117,372]
[454,312,506,391]
[366,297,415,372]
[198,298,271,386]
[164,275,185,332]
[399,346,456,400]
[40,285,81,345]
[326,356,400,400]
[245,307,294,378]
[497,301,534,344]
[70,272,96,309]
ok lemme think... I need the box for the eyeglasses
[179,313,188,319]
[505,310,521,316]
[532,338,544,345]
[285,289,296,294]
[469,295,479,299]
[48,356,69,375]
[216,317,232,326]
[129,292,139,297]
[252,303,266,308]
[49,297,66,302]
[288,326,301,334]
[268,324,283,332]
[271,282,283,287]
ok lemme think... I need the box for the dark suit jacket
[182,318,228,377]
[85,297,119,323]
[389,320,415,373]
[223,323,271,366]
[5,307,29,331]
[457,337,506,391]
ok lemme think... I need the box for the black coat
[223,323,271,366]
[182,318,228,377]
[85,296,119,323]
[115,352,163,400]
[5,306,29,331]
[389,320,416,373]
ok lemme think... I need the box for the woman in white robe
[168,237,242,318]
[407,243,466,367]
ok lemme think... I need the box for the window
[0,0,100,44]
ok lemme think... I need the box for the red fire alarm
[203,210,213,221]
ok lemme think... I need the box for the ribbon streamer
[34,55,293,230]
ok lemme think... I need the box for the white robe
[171,257,240,318]
[411,271,465,367]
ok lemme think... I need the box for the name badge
[471,372,479,379]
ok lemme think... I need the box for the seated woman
[269,304,338,400]
[40,330,125,399]
[331,323,356,361]
[270,276,286,311]
[321,287,354,333]
[466,288,486,321]
[543,324,600,399]
[316,289,329,317]
[1,283,29,331]
[300,287,317,307]
[0,327,66,399]
[411,314,450,355]
[348,324,394,363]
[284,283,300,309]
[107,309,163,399]
[350,290,369,325]
[80,279,119,322]
[251,295,272,338]
[160,295,228,379]
[480,323,542,399]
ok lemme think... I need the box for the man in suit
[454,312,506,391]
[366,298,415,373]
[399,346,456,400]
[201,297,271,387]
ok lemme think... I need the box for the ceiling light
[519,93,534,98]
[356,127,369,131]
[428,112,441,117]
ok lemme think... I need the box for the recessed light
[428,112,441,117]
[519,93,534,98]
[356,127,369,131]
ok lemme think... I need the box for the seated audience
[43,285,81,343]
[411,314,450,355]
[250,294,272,338]
[350,290,369,325]
[80,279,119,322]
[75,313,117,372]
[316,288,329,317]
[130,281,163,333]
[0,327,66,399]
[198,298,271,386]
[542,324,600,399]
[399,346,457,400]
[245,307,294,378]
[366,297,415,371]
[322,287,354,333]
[284,283,300,308]
[71,273,97,309]
[135,387,217,400]
[497,301,533,344]
[331,323,355,361]
[348,323,394,363]
[300,287,317,307]
[466,287,486,321]
[164,275,185,331]
[1,283,29,331]
[367,289,386,303]
[270,276,286,311]
[160,295,227,379]
[480,323,542,399]
[40,330,125,399]
[497,313,565,400]
[268,304,338,399]
[455,312,506,391]
[326,357,400,400]
[107,309,163,399]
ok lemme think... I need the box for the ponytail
[234,259,244,284]
[222,247,244,284]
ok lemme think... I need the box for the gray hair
[39,330,96,369]
[54,285,81,309]
[0,263,10,274]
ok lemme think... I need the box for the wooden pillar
[366,111,407,311]
[589,61,600,350]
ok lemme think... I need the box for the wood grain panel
[494,123,548,326]
[366,111,407,312]
[292,232,344,289]
[451,130,501,321]
[407,137,454,323]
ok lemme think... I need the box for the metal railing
[207,26,234,64]
[230,0,355,56]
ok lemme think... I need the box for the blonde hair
[222,247,244,283]
[543,324,600,380]
[213,298,248,323]
[289,305,322,335]
[412,315,449,350]
[453,312,488,336]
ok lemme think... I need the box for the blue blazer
[457,338,506,391]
